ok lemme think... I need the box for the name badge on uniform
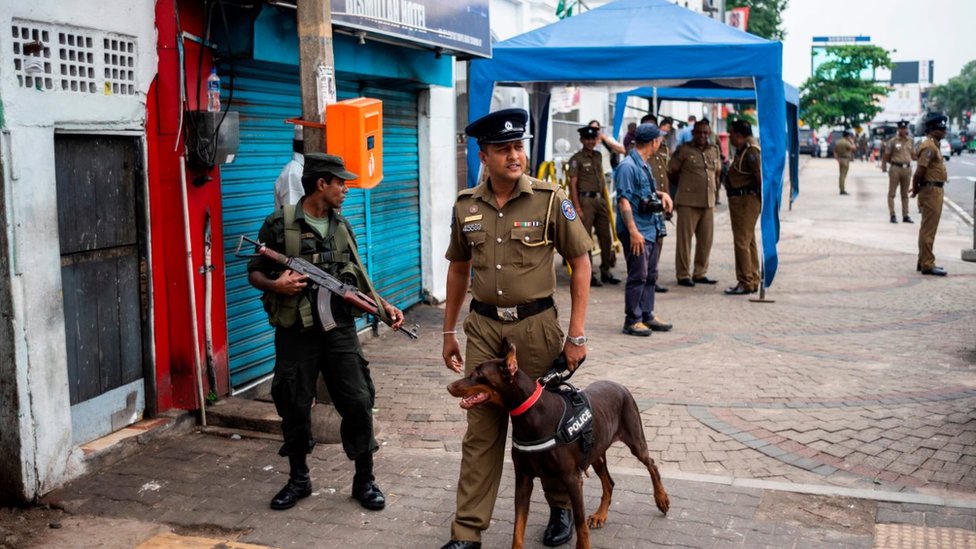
[464,214,483,223]
[462,223,482,233]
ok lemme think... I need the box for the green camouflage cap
[303,153,358,181]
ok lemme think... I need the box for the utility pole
[297,0,336,153]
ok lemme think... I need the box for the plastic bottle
[206,68,221,113]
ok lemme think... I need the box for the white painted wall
[0,0,156,500]
[419,84,456,303]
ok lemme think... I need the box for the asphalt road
[946,151,976,220]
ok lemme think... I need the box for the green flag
[556,0,577,19]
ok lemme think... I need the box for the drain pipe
[179,156,207,425]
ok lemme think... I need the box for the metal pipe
[178,156,207,425]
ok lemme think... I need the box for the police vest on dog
[512,385,595,461]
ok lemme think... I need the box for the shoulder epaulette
[457,187,477,197]
[529,176,559,192]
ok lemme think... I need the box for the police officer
[440,108,592,549]
[568,125,620,286]
[643,114,675,293]
[669,119,722,287]
[834,130,855,195]
[248,153,405,512]
[881,120,915,224]
[724,120,762,295]
[911,113,949,276]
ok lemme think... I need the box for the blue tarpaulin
[611,83,801,209]
[468,0,788,287]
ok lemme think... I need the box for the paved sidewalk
[26,158,976,548]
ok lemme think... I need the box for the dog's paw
[655,492,670,515]
[586,514,607,529]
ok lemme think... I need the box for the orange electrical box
[326,98,383,189]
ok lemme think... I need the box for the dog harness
[511,384,595,465]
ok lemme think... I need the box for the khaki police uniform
[444,173,592,541]
[670,142,721,280]
[882,135,914,218]
[914,138,947,271]
[726,137,762,292]
[568,148,615,275]
[648,142,671,283]
[834,137,854,193]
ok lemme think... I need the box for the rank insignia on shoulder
[560,199,578,221]
[462,223,482,233]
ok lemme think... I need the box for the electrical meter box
[326,98,383,188]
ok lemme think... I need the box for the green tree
[727,0,789,41]
[800,45,892,130]
[929,59,976,127]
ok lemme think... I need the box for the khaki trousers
[887,165,911,217]
[675,205,714,280]
[838,159,850,193]
[917,186,944,271]
[451,307,569,542]
[728,195,761,291]
[580,194,615,274]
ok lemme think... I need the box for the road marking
[959,159,976,167]
[948,176,976,182]
[945,196,974,226]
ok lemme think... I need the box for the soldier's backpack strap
[282,204,315,329]
[339,220,392,325]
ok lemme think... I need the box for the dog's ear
[505,343,518,378]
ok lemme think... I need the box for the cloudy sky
[780,0,975,87]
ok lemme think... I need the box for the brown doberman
[447,343,669,549]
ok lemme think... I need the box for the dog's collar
[510,381,543,416]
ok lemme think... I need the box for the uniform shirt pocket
[511,227,547,268]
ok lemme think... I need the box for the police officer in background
[248,153,405,512]
[440,108,593,549]
[911,113,949,276]
[669,119,722,287]
[569,125,621,286]
[881,120,915,224]
[641,113,675,293]
[724,120,762,295]
[834,130,855,195]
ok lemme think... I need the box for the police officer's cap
[303,152,358,181]
[577,126,600,139]
[924,113,948,131]
[465,108,533,144]
[730,120,752,136]
[896,120,909,129]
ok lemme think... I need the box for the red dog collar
[510,382,543,416]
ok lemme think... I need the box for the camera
[638,197,664,214]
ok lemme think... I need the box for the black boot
[542,506,573,546]
[352,453,386,511]
[270,455,312,510]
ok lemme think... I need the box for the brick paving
[46,158,976,547]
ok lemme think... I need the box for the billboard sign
[810,36,874,80]
[331,0,491,58]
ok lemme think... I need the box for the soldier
[834,130,855,195]
[568,125,621,286]
[669,119,722,287]
[440,108,593,549]
[247,153,405,512]
[724,120,762,295]
[911,113,949,276]
[881,120,915,224]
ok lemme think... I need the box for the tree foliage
[929,60,976,127]
[727,0,789,41]
[800,45,892,130]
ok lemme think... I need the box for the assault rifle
[236,235,418,339]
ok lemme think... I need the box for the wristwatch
[566,334,587,346]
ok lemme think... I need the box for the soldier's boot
[352,453,386,510]
[270,455,313,510]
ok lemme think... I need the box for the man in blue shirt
[615,124,675,336]
[675,115,697,147]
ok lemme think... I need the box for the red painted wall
[148,0,229,411]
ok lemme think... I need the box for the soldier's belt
[890,162,910,168]
[470,296,555,322]
[920,181,945,188]
[579,191,601,198]
[726,185,760,198]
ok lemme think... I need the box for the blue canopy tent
[468,0,788,286]
[611,83,801,208]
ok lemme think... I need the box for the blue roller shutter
[220,60,422,389]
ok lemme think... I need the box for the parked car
[826,130,846,158]
[947,132,964,155]
[941,138,951,160]
[799,128,818,155]
[817,137,828,157]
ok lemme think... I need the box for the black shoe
[692,276,718,285]
[677,278,695,287]
[440,542,481,549]
[352,480,386,510]
[589,275,603,287]
[270,477,312,510]
[921,266,947,276]
[542,507,573,547]
[645,317,673,332]
[840,190,850,195]
[890,215,898,224]
[654,284,669,293]
[724,285,753,295]
[903,216,914,223]
[600,273,622,285]
[917,262,922,272]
